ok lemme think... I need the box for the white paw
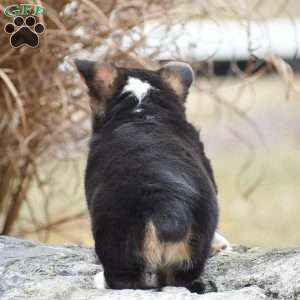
[94,272,106,289]
[211,232,231,255]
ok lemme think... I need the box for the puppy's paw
[94,272,106,289]
[211,232,231,256]
[186,280,205,294]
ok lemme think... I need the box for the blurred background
[0,0,300,247]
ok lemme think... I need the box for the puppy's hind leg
[169,262,206,294]
[94,222,146,290]
[165,232,214,294]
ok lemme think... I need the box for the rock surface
[0,236,299,300]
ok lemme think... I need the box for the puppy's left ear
[159,62,194,101]
[75,59,119,100]
[75,59,120,113]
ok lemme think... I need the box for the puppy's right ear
[75,59,119,111]
[159,62,194,101]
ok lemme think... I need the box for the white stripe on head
[122,77,152,106]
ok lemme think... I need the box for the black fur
[80,63,218,293]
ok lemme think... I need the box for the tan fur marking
[160,70,185,98]
[143,221,191,269]
[90,95,106,114]
[95,64,118,92]
[143,221,163,268]
[164,239,191,266]
[89,63,119,114]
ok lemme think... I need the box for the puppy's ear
[75,59,95,82]
[75,59,119,112]
[159,62,194,100]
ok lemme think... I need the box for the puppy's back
[87,117,217,290]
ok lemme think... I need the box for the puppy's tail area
[151,202,192,243]
[142,203,193,288]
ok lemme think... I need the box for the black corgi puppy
[75,60,218,293]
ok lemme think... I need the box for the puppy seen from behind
[75,59,220,293]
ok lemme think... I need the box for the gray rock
[0,236,299,300]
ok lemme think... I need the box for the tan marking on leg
[163,237,191,267]
[143,221,191,269]
[143,221,163,268]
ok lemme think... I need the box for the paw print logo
[4,16,45,48]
